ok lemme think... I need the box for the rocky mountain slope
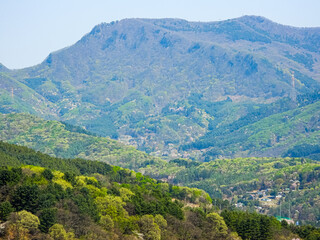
[1,16,320,158]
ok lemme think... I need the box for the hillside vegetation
[0,112,165,172]
[2,142,320,239]
[186,93,320,161]
[164,157,320,226]
[1,141,312,240]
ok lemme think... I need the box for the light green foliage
[87,185,108,198]
[76,176,98,185]
[119,187,134,201]
[229,232,242,240]
[95,195,128,221]
[11,210,40,231]
[49,224,76,240]
[100,215,114,231]
[75,176,107,198]
[23,165,45,174]
[169,185,212,204]
[154,214,167,229]
[139,215,161,240]
[206,212,228,236]
[53,177,73,190]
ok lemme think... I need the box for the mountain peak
[0,63,9,72]
[237,15,272,23]
[237,14,320,30]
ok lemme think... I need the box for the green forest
[167,157,320,226]
[1,141,320,239]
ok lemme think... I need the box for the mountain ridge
[3,15,320,71]
[1,16,320,159]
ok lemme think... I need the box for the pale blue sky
[1,0,320,69]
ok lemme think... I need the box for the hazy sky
[1,0,320,69]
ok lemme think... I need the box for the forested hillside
[1,16,320,158]
[1,113,320,227]
[0,112,166,172]
[1,141,312,240]
[165,157,320,227]
[185,92,320,161]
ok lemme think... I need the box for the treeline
[284,144,320,160]
[0,140,114,175]
[222,210,320,240]
[222,210,283,240]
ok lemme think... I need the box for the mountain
[0,63,9,72]
[1,16,320,159]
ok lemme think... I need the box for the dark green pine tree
[11,184,40,213]
[39,208,57,233]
